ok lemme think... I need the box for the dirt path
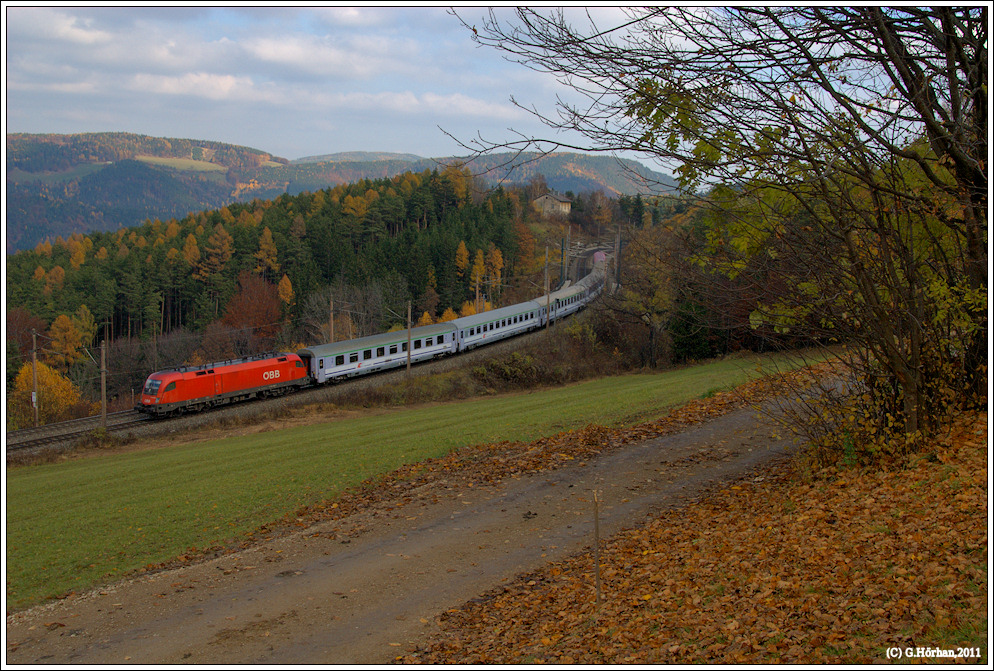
[5,403,794,665]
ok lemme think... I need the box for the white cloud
[128,72,261,102]
[3,6,592,158]
[7,6,112,46]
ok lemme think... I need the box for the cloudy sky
[4,4,630,162]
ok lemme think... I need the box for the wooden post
[101,340,107,429]
[31,329,39,427]
[330,297,335,343]
[594,489,602,609]
[406,301,412,374]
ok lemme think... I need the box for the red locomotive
[137,352,311,417]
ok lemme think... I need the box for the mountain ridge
[5,132,678,253]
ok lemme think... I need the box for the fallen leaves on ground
[399,408,988,665]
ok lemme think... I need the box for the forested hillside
[5,166,534,426]
[5,132,676,253]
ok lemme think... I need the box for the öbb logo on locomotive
[136,255,608,417]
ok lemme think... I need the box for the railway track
[5,410,150,455]
[6,251,612,461]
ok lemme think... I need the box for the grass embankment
[5,351,802,612]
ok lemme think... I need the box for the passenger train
[137,253,608,417]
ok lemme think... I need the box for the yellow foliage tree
[455,241,469,278]
[182,234,200,267]
[255,226,280,278]
[68,237,86,269]
[194,224,233,281]
[7,361,83,429]
[416,311,434,327]
[486,245,504,297]
[277,274,295,305]
[43,266,65,296]
[440,307,459,322]
[46,314,84,370]
[72,305,98,346]
[470,249,486,287]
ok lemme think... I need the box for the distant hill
[4,133,677,253]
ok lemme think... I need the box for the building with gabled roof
[533,192,572,217]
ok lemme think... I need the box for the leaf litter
[396,399,987,665]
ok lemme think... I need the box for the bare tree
[457,7,987,455]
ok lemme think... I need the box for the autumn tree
[461,7,987,456]
[470,249,486,308]
[222,271,282,353]
[195,223,233,281]
[455,240,470,279]
[72,305,98,348]
[181,233,200,267]
[45,315,85,371]
[486,245,505,300]
[7,361,84,429]
[194,223,234,318]
[6,307,47,359]
[596,225,677,367]
[255,226,280,279]
[277,274,295,306]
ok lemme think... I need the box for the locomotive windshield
[143,379,162,396]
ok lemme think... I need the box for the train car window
[319,359,324,368]
[376,347,385,357]
[364,350,372,360]
[414,339,422,349]
[296,361,303,368]
[163,382,176,393]
[426,337,433,346]
[278,357,287,362]
[336,355,345,366]
[390,345,398,355]
[402,342,408,352]
[143,379,162,395]
[350,353,359,363]
[196,371,207,376]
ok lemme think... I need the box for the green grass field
[135,155,227,171]
[5,352,809,611]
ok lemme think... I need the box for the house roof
[534,192,571,204]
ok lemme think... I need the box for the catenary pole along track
[6,247,611,460]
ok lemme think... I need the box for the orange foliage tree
[221,271,282,352]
